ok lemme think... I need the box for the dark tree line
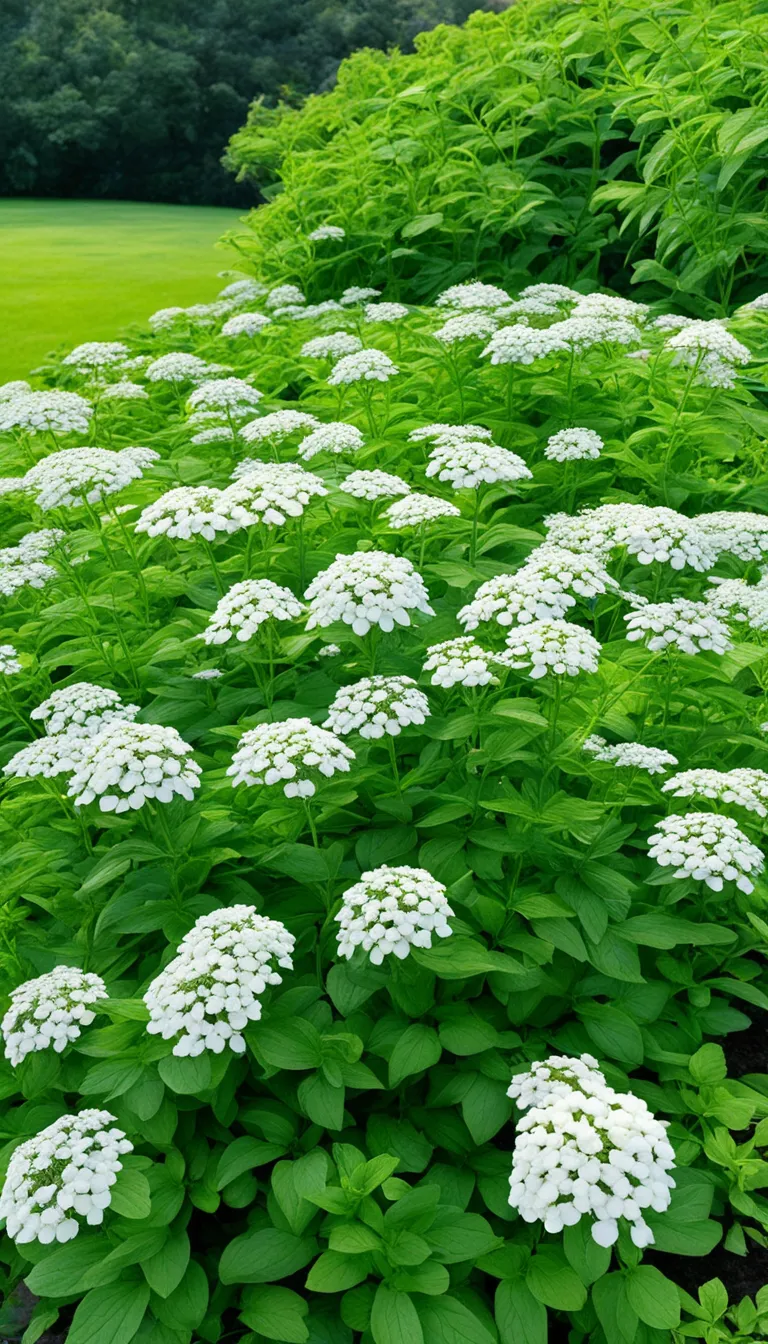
[0,0,492,205]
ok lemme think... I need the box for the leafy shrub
[225,0,768,308]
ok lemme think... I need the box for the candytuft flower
[297,422,364,461]
[221,312,272,338]
[309,225,346,241]
[31,682,139,738]
[648,812,764,893]
[436,281,511,309]
[0,390,92,436]
[624,600,731,655]
[305,551,434,636]
[145,353,216,383]
[458,548,618,630]
[63,341,129,370]
[498,619,601,678]
[4,735,87,781]
[425,440,531,490]
[545,427,603,462]
[224,463,327,527]
[136,486,241,541]
[2,967,108,1066]
[335,865,453,964]
[662,768,768,817]
[0,644,21,675]
[202,580,304,645]
[227,718,354,797]
[325,675,429,739]
[327,348,399,385]
[67,722,201,812]
[23,445,158,511]
[239,410,320,444]
[583,737,677,774]
[423,636,499,689]
[339,470,410,501]
[383,492,460,529]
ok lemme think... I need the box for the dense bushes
[225,0,768,308]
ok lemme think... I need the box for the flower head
[666,321,750,389]
[648,812,763,893]
[239,410,320,445]
[705,577,768,631]
[63,341,129,370]
[0,380,31,402]
[67,722,201,812]
[662,768,768,818]
[423,636,499,689]
[23,445,158,511]
[202,580,304,645]
[221,312,272,338]
[325,675,429,739]
[498,619,601,678]
[335,865,453,965]
[624,600,731,655]
[383,493,460,529]
[434,313,498,343]
[305,551,433,636]
[297,422,364,461]
[458,548,618,630]
[99,381,149,402]
[136,486,241,541]
[409,423,493,444]
[365,302,409,322]
[4,735,88,780]
[227,718,354,797]
[187,378,262,415]
[145,353,216,383]
[224,463,327,527]
[425,440,531,491]
[483,325,570,366]
[339,470,410,501]
[309,225,345,241]
[0,391,92,436]
[265,284,306,310]
[2,967,108,1066]
[545,428,603,462]
[327,348,398,385]
[508,1053,607,1110]
[545,503,718,572]
[583,737,677,774]
[301,333,362,361]
[699,512,768,563]
[436,281,511,309]
[31,682,139,738]
[0,644,21,675]
[339,286,381,306]
[218,278,268,302]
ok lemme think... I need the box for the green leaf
[219,1229,317,1285]
[157,1054,212,1095]
[389,1025,442,1086]
[626,1266,681,1329]
[401,212,443,238]
[592,1274,639,1344]
[329,1223,382,1254]
[371,1284,423,1344]
[240,1285,309,1343]
[25,1239,109,1297]
[67,1281,150,1344]
[256,1019,323,1070]
[411,937,522,980]
[141,1228,190,1298]
[461,1073,513,1145]
[417,1295,496,1344]
[689,1042,727,1086]
[562,1220,611,1285]
[152,1260,209,1332]
[297,1073,345,1129]
[110,1167,152,1219]
[305,1250,372,1292]
[526,1249,587,1311]
[645,1214,722,1256]
[215,1136,287,1189]
[619,914,736,948]
[495,1278,547,1344]
[579,1002,644,1066]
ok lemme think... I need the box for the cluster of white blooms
[31,682,138,738]
[0,390,92,436]
[240,409,320,445]
[339,470,410,501]
[648,812,764,893]
[99,381,149,402]
[624,600,731,655]
[148,307,187,330]
[187,378,263,415]
[318,644,341,658]
[652,314,696,331]
[335,865,454,964]
[662,768,768,817]
[699,511,768,563]
[0,379,31,401]
[63,341,129,370]
[0,1111,133,1245]
[0,561,58,599]
[545,427,604,462]
[146,352,220,383]
[423,636,499,689]
[305,551,434,636]
[144,906,295,1056]
[507,1058,675,1247]
[545,503,718,571]
[23,445,158,511]
[191,426,234,446]
[433,313,499,343]
[4,734,87,781]
[365,302,409,322]
[227,717,354,797]
[325,675,429,739]
[119,355,151,372]
[483,324,570,366]
[202,580,304,645]
[582,737,678,773]
[265,284,306,310]
[225,463,327,526]
[328,348,399,385]
[705,577,768,631]
[425,440,531,490]
[0,644,21,675]
[294,301,345,322]
[221,312,272,338]
[459,548,618,630]
[339,286,381,305]
[2,967,108,1066]
[743,293,768,312]
[136,486,241,542]
[555,315,642,350]
[67,722,201,812]
[572,294,649,322]
[436,281,511,309]
[218,278,268,302]
[309,224,345,241]
[297,422,364,461]
[192,668,223,681]
[301,333,363,361]
[499,619,601,678]
[1,529,64,565]
[666,321,751,388]
[519,282,580,307]
[409,423,493,444]
[383,492,460,529]
[0,476,27,497]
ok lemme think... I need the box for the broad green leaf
[219,1229,317,1285]
[526,1249,587,1311]
[495,1278,547,1344]
[240,1285,309,1343]
[67,1281,150,1344]
[626,1265,681,1329]
[388,1025,442,1086]
[371,1284,423,1344]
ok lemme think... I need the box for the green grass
[0,199,246,381]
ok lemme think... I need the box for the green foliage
[226,0,768,309]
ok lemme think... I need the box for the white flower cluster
[545,503,718,572]
[434,313,499,343]
[265,284,306,309]
[297,422,364,461]
[227,717,354,797]
[0,379,31,401]
[554,315,642,350]
[0,390,92,436]
[240,410,320,444]
[327,348,399,385]
[705,578,768,631]
[301,333,363,361]
[423,636,499,689]
[499,619,601,678]
[666,321,751,388]
[187,378,262,415]
[309,225,345,241]
[305,551,434,636]
[507,1055,675,1247]
[0,476,27,497]
[0,560,57,599]
[699,511,768,563]
[218,278,268,302]
[202,579,304,645]
[0,1111,133,1246]
[2,967,108,1066]
[225,463,327,526]
[67,721,201,812]
[365,302,409,322]
[545,427,604,462]
[582,737,677,774]
[425,440,531,490]
[24,445,158,511]
[63,341,129,369]
[335,865,453,964]
[409,423,492,444]
[652,314,696,332]
[0,644,21,675]
[458,547,618,630]
[662,768,768,817]
[340,286,381,305]
[519,282,580,308]
[648,812,764,893]
[136,486,241,541]
[4,735,87,781]
[0,529,63,565]
[144,906,295,1056]
[290,300,343,321]
[436,281,511,309]
[384,493,460,529]
[145,353,219,383]
[31,682,139,738]
[483,324,570,366]
[572,294,648,322]
[624,600,731,655]
[339,470,409,501]
[221,312,272,338]
[325,675,429,739]
[99,381,149,402]
[191,426,234,445]
[148,307,187,330]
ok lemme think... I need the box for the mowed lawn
[0,199,247,381]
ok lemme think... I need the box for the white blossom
[554,315,643,350]
[652,314,697,332]
[705,577,768,631]
[135,486,242,541]
[305,551,433,636]
[339,286,381,306]
[743,293,768,313]
[4,735,88,781]
[99,381,149,402]
[545,428,604,462]
[224,463,327,527]
[458,548,618,630]
[0,1111,133,1245]
[666,321,750,388]
[498,619,601,678]
[624,600,731,655]
[187,378,262,415]
[265,284,306,310]
[0,391,92,436]
[423,636,499,689]
[218,278,268,302]
[144,906,294,1056]
[221,312,272,338]
[582,737,677,774]
[508,1053,607,1110]
[23,445,158,511]
[327,348,399,385]
[297,422,364,461]
[0,644,21,675]
[227,718,354,798]
[63,341,129,370]
[202,580,304,645]
[408,423,493,444]
[2,968,108,1067]
[240,410,320,445]
[301,333,363,361]
[545,503,718,572]
[3,530,64,563]
[318,644,341,658]
[325,675,429,739]
[0,477,27,497]
[148,307,187,330]
[436,281,511,309]
[572,294,649,322]
[309,224,345,241]
[699,511,768,563]
[191,426,234,445]
[0,562,57,598]
[483,324,570,366]
[145,353,217,383]
[518,283,580,308]
[383,493,460,529]
[192,668,223,681]
[365,302,409,322]
[425,440,531,490]
[0,380,31,402]
[291,300,344,321]
[662,768,768,818]
[67,722,201,812]
[30,682,138,738]
[339,470,410,501]
[434,312,499,343]
[648,812,764,893]
[335,865,453,965]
